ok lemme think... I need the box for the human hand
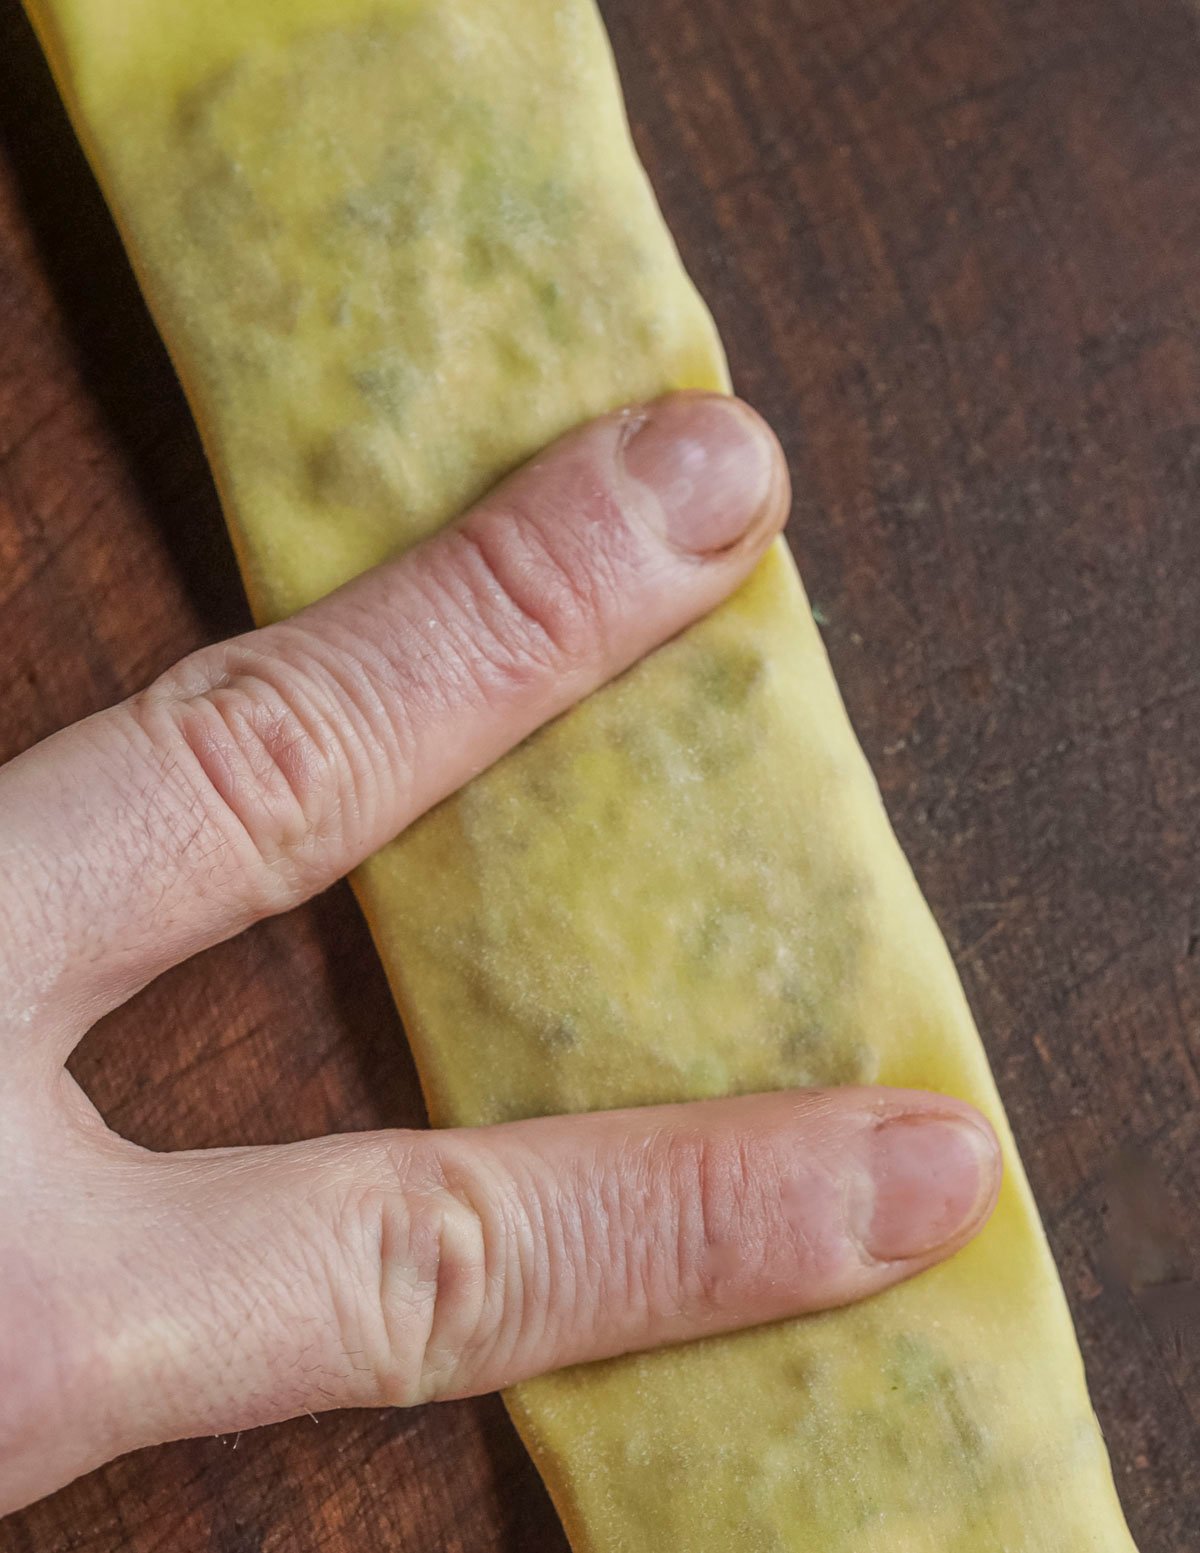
[0,393,1001,1513]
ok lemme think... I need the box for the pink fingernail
[863,1113,1000,1263]
[622,393,783,555]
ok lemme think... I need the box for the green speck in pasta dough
[691,642,769,709]
[782,1025,874,1086]
[491,331,542,382]
[540,1015,580,1051]
[352,351,419,414]
[462,229,501,281]
[888,1334,987,1467]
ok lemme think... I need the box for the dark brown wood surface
[1,0,1197,1546]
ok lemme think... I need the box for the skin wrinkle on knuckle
[125,667,298,904]
[592,1138,664,1330]
[665,1131,781,1319]
[394,562,517,717]
[401,1142,604,1401]
[155,690,313,893]
[418,525,564,702]
[543,1158,591,1350]
[439,477,636,691]
[583,1136,655,1329]
[315,558,528,755]
[298,610,423,810]
[507,1155,571,1371]
[481,1143,631,1376]
[338,1139,507,1406]
[132,638,386,898]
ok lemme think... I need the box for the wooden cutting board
[0,0,1196,1547]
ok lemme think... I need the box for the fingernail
[861,1113,1000,1263]
[622,393,784,554]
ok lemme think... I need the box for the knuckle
[347,1141,518,1406]
[662,1132,775,1318]
[136,641,355,889]
[439,492,626,688]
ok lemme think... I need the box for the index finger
[0,394,787,1061]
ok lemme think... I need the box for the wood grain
[1,0,1197,1546]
